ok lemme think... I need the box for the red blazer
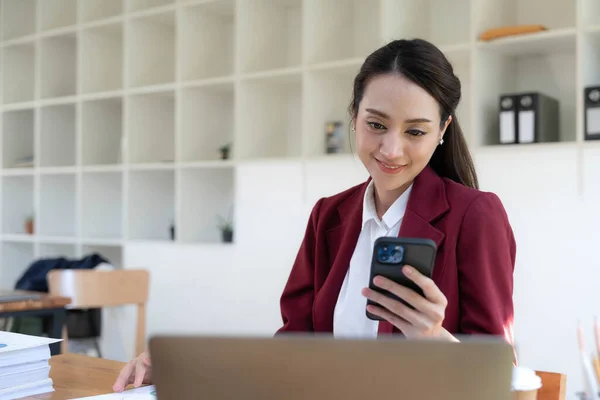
[277,166,516,340]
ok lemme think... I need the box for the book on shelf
[0,331,61,400]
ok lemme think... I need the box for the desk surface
[0,292,71,313]
[23,353,126,399]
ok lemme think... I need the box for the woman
[112,38,516,392]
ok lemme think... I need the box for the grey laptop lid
[149,334,514,400]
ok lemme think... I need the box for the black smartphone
[366,236,437,321]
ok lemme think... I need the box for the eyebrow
[365,108,432,124]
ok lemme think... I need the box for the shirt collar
[362,179,413,229]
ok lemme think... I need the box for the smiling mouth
[376,158,405,170]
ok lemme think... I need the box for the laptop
[149,334,514,400]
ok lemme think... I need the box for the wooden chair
[47,269,149,357]
[535,370,567,400]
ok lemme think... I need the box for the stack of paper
[0,331,61,400]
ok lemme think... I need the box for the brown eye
[407,129,426,136]
[367,122,386,131]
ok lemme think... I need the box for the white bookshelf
[0,0,598,288]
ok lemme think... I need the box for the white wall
[117,145,600,399]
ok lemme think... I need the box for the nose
[379,131,404,159]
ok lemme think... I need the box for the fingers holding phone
[362,265,448,339]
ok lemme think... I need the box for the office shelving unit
[0,0,598,288]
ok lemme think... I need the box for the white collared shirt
[333,180,413,338]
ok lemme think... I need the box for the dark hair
[349,38,478,189]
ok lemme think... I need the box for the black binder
[584,86,600,140]
[499,94,518,144]
[515,92,559,144]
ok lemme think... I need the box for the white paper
[586,108,600,135]
[518,110,535,143]
[70,385,157,400]
[0,331,62,354]
[511,366,542,391]
[499,111,515,143]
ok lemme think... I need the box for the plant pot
[220,148,230,160]
[25,219,34,235]
[222,230,233,243]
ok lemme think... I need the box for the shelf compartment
[40,0,77,31]
[179,0,234,81]
[237,73,302,159]
[237,0,301,73]
[40,104,76,167]
[0,242,34,290]
[79,0,123,22]
[382,0,470,48]
[2,176,34,235]
[40,33,78,99]
[1,0,36,40]
[304,64,358,157]
[583,0,600,28]
[582,31,600,90]
[128,170,175,241]
[82,172,123,240]
[179,167,234,243]
[39,174,77,237]
[82,98,123,166]
[476,28,576,56]
[179,83,234,162]
[81,23,123,93]
[81,244,122,268]
[127,91,175,164]
[126,0,174,13]
[475,44,576,146]
[127,11,175,87]
[474,0,576,39]
[38,243,78,259]
[3,109,35,169]
[3,43,35,104]
[304,0,381,65]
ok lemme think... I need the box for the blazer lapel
[378,166,450,335]
[315,182,367,333]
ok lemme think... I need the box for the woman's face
[354,73,451,197]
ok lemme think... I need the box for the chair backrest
[47,269,150,355]
[535,370,567,400]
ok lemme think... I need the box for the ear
[440,114,452,140]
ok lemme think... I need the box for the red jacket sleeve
[275,198,323,333]
[456,192,516,342]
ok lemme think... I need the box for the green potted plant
[219,143,231,160]
[217,212,233,243]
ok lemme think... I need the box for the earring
[439,138,444,145]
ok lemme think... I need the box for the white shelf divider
[0,242,34,290]
[126,0,174,13]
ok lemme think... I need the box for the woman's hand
[113,350,152,393]
[362,265,457,341]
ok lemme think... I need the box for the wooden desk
[0,292,71,356]
[22,353,126,399]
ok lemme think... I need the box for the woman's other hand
[113,350,152,392]
[362,265,457,341]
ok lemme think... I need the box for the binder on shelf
[584,86,600,141]
[499,94,518,144]
[516,92,559,144]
